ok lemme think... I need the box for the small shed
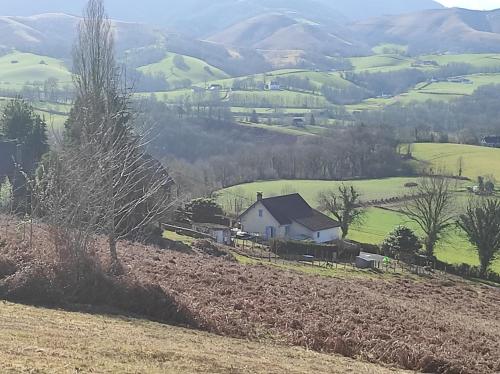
[356,252,385,269]
[192,223,232,245]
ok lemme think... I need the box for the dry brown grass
[0,301,407,374]
[1,216,499,373]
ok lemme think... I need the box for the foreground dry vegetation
[1,218,499,374]
[0,302,406,374]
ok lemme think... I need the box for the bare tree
[36,0,176,269]
[457,198,500,277]
[402,175,455,258]
[318,184,364,239]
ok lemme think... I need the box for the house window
[317,232,321,239]
[259,209,263,218]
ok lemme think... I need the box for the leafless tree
[457,198,500,277]
[402,175,455,258]
[35,0,176,269]
[318,185,365,239]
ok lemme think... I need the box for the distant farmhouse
[292,117,305,127]
[239,193,341,243]
[481,136,500,148]
[208,84,222,91]
[266,81,280,91]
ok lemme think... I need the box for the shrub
[381,226,421,260]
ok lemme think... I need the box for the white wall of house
[290,222,341,243]
[314,227,342,243]
[240,202,282,239]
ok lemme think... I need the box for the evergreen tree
[382,226,421,260]
[0,98,49,165]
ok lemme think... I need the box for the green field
[348,207,500,273]
[420,53,500,69]
[138,53,229,85]
[411,143,500,180]
[0,52,71,89]
[218,177,423,213]
[348,54,414,72]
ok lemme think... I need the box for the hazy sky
[437,0,500,9]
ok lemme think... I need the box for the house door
[266,226,275,240]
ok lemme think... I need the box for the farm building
[208,84,222,91]
[292,117,305,127]
[356,253,386,269]
[192,222,232,245]
[239,193,341,243]
[266,81,281,91]
[481,136,500,148]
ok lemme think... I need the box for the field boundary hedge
[270,239,360,262]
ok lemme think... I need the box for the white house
[239,193,341,243]
[266,81,281,91]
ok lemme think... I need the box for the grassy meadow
[218,177,423,211]
[411,143,500,180]
[138,53,229,84]
[0,52,71,89]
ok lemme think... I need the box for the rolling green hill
[0,52,71,89]
[138,53,229,85]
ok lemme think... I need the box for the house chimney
[257,192,263,201]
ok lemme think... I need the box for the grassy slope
[138,53,229,84]
[0,302,404,374]
[218,178,422,209]
[412,143,500,180]
[0,52,71,89]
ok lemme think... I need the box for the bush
[381,226,421,260]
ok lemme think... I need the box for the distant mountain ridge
[0,0,443,37]
[351,8,500,54]
[4,5,500,75]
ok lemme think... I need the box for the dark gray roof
[258,193,340,231]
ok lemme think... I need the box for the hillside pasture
[348,54,414,72]
[217,177,423,213]
[138,53,229,85]
[420,53,500,70]
[411,143,500,181]
[0,52,71,90]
